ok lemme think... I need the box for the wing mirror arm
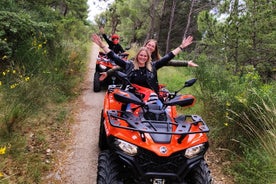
[174,78,197,94]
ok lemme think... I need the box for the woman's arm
[106,66,122,77]
[91,34,111,53]
[91,34,127,68]
[167,60,198,67]
[99,66,122,81]
[155,36,194,69]
[100,27,113,46]
[102,33,113,46]
[171,36,193,55]
[154,52,175,69]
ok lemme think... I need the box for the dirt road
[60,44,103,184]
[44,44,103,184]
[47,44,233,184]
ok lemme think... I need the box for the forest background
[0,0,275,183]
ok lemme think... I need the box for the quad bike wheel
[185,160,212,184]
[93,72,101,92]
[98,110,108,150]
[97,150,122,184]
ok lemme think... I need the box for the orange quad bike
[93,52,129,92]
[97,72,212,184]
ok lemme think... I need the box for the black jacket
[102,34,125,54]
[107,51,176,93]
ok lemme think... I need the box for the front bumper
[109,137,209,183]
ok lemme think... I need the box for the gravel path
[43,44,103,184]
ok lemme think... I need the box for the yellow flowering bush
[32,31,47,54]
[0,68,30,89]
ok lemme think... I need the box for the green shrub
[229,92,276,183]
[0,25,88,182]
[232,145,276,184]
[194,53,276,183]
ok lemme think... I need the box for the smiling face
[145,40,156,54]
[133,47,152,70]
[137,50,149,66]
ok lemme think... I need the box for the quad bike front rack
[107,110,209,135]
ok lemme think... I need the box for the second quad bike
[97,72,212,184]
[93,52,128,92]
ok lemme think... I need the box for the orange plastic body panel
[103,88,123,115]
[96,58,115,69]
[96,52,128,70]
[102,84,207,157]
[103,116,208,156]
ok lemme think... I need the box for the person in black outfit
[92,33,194,94]
[99,27,125,54]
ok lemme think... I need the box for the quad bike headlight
[115,139,138,156]
[185,144,205,158]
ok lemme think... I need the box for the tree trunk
[165,0,176,53]
[146,0,157,41]
[183,0,195,39]
[156,0,167,42]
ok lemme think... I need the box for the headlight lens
[185,144,205,158]
[115,139,138,156]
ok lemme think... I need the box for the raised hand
[187,60,198,67]
[99,72,108,81]
[91,34,104,47]
[180,36,193,49]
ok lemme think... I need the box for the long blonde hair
[133,47,152,71]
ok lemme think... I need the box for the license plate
[153,178,165,184]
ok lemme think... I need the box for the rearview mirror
[184,78,197,87]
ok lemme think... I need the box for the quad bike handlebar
[113,71,197,108]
